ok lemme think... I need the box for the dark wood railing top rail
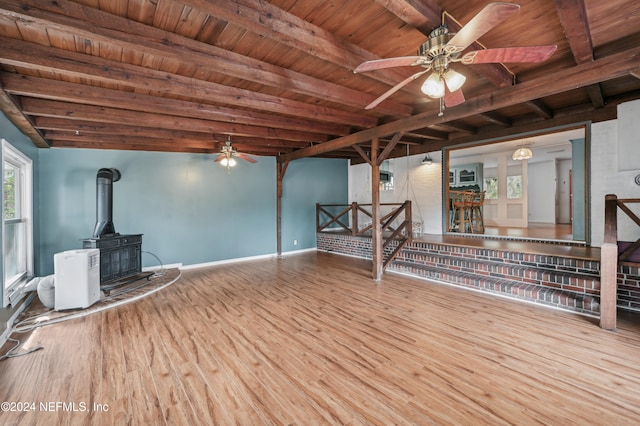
[318,203,408,207]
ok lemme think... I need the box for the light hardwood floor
[2,251,640,425]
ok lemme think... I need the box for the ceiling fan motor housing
[419,26,451,59]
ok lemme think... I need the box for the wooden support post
[351,202,358,236]
[600,243,618,331]
[600,194,619,330]
[406,200,412,243]
[276,161,289,257]
[371,137,383,281]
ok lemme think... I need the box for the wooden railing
[600,194,640,330]
[316,201,413,270]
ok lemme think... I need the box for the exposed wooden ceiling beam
[181,0,413,87]
[21,98,328,143]
[279,44,640,162]
[1,74,349,136]
[349,101,621,165]
[436,122,477,135]
[35,122,307,152]
[352,144,372,166]
[0,36,375,128]
[373,0,441,32]
[552,0,593,63]
[50,140,213,153]
[209,135,311,149]
[48,135,290,156]
[0,80,48,147]
[404,129,448,140]
[446,102,620,146]
[0,0,411,117]
[478,112,511,127]
[38,122,212,141]
[523,99,554,119]
[378,132,405,165]
[553,0,605,108]
[44,131,218,151]
[584,84,606,108]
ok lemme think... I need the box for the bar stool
[450,191,474,233]
[470,191,485,233]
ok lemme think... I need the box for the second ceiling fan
[215,136,257,173]
[354,2,557,111]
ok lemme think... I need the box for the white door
[483,154,528,228]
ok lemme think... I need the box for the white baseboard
[180,247,317,270]
[279,247,317,256]
[142,262,182,272]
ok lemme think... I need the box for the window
[3,139,33,306]
[507,175,523,199]
[484,177,498,199]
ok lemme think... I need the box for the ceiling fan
[353,2,557,113]
[215,136,257,172]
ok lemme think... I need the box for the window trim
[2,139,33,307]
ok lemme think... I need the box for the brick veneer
[317,232,640,316]
[618,264,640,311]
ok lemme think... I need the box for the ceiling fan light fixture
[220,157,237,167]
[421,72,445,98]
[512,147,533,161]
[443,69,466,92]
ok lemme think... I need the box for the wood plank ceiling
[0,0,639,162]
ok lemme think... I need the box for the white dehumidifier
[54,249,100,311]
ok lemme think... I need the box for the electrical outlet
[293,239,298,246]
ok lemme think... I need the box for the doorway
[445,127,588,243]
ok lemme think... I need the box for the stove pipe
[92,168,121,238]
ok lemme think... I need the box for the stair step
[317,233,603,315]
[403,242,601,274]
[390,260,600,315]
[396,249,600,296]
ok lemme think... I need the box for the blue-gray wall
[2,111,348,280]
[281,158,348,252]
[37,148,347,274]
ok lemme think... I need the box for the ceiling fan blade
[235,153,257,163]
[444,88,465,108]
[365,69,429,110]
[214,154,226,162]
[354,56,425,73]
[447,3,520,51]
[461,45,557,64]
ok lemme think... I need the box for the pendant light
[512,146,533,160]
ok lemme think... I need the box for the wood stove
[82,168,142,285]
